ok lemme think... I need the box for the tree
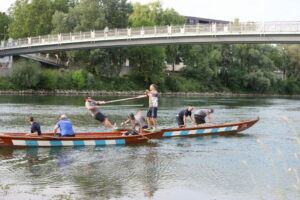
[10,59,41,89]
[8,0,71,38]
[0,12,11,40]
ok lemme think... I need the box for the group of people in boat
[26,84,214,137]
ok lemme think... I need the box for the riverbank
[0,90,299,98]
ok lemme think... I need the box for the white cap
[60,114,67,120]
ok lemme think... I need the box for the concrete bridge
[1,22,300,56]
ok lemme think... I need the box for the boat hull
[158,117,259,138]
[0,130,161,147]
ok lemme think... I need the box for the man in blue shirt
[53,115,75,137]
[27,116,42,136]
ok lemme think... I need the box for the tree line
[0,0,299,94]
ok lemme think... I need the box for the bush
[0,77,13,90]
[10,59,41,89]
[39,69,59,90]
[72,70,86,90]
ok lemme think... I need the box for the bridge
[1,22,300,56]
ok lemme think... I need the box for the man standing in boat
[194,109,214,126]
[144,84,158,130]
[176,107,196,128]
[85,96,115,129]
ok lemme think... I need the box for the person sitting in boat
[26,116,42,136]
[85,96,115,129]
[134,110,148,129]
[122,113,142,136]
[176,107,196,128]
[53,114,75,137]
[194,109,214,126]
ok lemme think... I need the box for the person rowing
[176,106,196,128]
[53,114,75,137]
[26,116,42,136]
[85,96,115,129]
[194,109,214,126]
[121,113,142,136]
[121,110,148,129]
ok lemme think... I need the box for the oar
[100,104,144,108]
[104,95,146,104]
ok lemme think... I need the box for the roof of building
[183,16,230,24]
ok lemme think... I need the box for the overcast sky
[1,0,300,22]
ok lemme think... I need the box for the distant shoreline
[0,90,299,98]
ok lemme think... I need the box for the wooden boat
[0,130,162,147]
[144,117,259,138]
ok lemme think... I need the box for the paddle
[103,95,146,104]
[100,104,144,108]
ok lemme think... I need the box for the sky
[1,0,300,22]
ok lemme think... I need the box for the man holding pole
[85,96,115,129]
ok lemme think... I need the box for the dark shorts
[147,107,158,118]
[57,134,75,137]
[142,125,148,129]
[176,116,184,127]
[194,115,206,125]
[124,130,138,136]
[94,112,106,122]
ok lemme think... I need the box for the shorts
[124,130,138,136]
[142,125,148,129]
[94,112,106,122]
[194,115,206,125]
[147,107,158,118]
[176,115,184,127]
[57,134,75,137]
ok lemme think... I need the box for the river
[0,95,299,200]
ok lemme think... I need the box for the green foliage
[39,69,59,90]
[8,0,69,38]
[10,59,41,89]
[71,70,86,90]
[0,12,11,40]
[0,77,13,90]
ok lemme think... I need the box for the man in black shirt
[27,116,42,136]
[176,107,196,128]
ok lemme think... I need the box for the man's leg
[103,118,114,129]
[147,117,151,129]
[152,118,157,130]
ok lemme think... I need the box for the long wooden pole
[104,95,146,104]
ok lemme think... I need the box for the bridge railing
[1,22,300,49]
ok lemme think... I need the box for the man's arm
[207,115,214,124]
[183,115,187,127]
[190,116,196,125]
[53,125,59,134]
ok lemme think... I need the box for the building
[184,16,230,25]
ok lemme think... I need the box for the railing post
[28,37,31,45]
[168,25,172,36]
[154,26,157,36]
[141,27,144,37]
[91,30,95,40]
[196,23,200,33]
[127,28,131,38]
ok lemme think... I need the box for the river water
[0,95,299,200]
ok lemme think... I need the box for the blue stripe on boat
[163,132,173,137]
[25,140,38,146]
[116,139,126,145]
[180,130,189,135]
[195,129,205,134]
[225,126,233,131]
[95,140,106,146]
[73,140,85,146]
[211,128,219,133]
[50,140,62,146]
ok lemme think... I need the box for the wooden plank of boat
[0,130,162,147]
[144,117,259,138]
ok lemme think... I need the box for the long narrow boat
[145,117,259,138]
[0,130,161,147]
